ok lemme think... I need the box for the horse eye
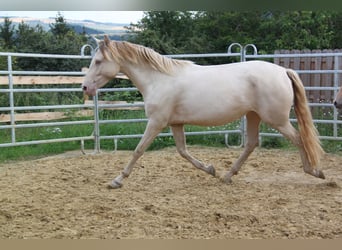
[95,60,101,65]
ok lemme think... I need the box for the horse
[334,86,342,109]
[82,35,325,189]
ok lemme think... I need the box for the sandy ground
[0,146,341,239]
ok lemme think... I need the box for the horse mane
[99,40,192,74]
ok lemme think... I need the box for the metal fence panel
[1,45,342,154]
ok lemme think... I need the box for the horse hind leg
[275,121,325,179]
[222,111,261,184]
[171,124,216,176]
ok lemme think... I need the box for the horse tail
[286,69,324,167]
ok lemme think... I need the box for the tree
[15,21,46,52]
[127,11,205,54]
[0,17,15,49]
[49,12,72,38]
[12,13,88,71]
[256,11,333,51]
[329,12,342,49]
[127,11,342,59]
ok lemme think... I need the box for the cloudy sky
[0,11,144,24]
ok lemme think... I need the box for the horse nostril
[334,101,337,107]
[82,86,87,91]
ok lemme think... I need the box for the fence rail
[274,49,342,103]
[1,45,342,153]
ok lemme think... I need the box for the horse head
[82,35,120,96]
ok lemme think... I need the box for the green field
[1,107,342,162]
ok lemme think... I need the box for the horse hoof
[207,165,216,177]
[107,179,123,189]
[220,174,233,185]
[316,169,325,179]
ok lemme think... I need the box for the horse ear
[104,35,111,46]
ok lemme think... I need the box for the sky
[0,11,144,24]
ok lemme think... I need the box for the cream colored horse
[82,35,325,189]
[334,86,342,109]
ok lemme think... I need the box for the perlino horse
[82,36,325,189]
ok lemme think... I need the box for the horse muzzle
[82,85,96,97]
[334,100,342,109]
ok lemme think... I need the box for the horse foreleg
[109,120,164,189]
[171,124,216,176]
[222,112,261,184]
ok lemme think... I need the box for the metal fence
[0,51,94,151]
[1,43,342,153]
[274,49,342,103]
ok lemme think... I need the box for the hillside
[0,16,129,38]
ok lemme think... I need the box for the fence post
[226,43,245,147]
[7,55,16,144]
[93,91,101,153]
[226,43,258,147]
[241,44,258,147]
[81,44,96,57]
[333,55,339,138]
[243,44,258,60]
[81,44,101,153]
[227,43,243,61]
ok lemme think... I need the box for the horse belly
[170,96,248,126]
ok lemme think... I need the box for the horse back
[167,61,294,126]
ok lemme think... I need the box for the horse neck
[120,62,165,97]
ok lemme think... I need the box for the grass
[1,107,342,162]
[0,121,94,162]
